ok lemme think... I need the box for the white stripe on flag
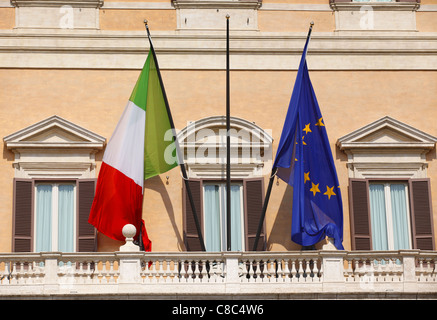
[103,100,145,188]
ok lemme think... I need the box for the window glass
[35,183,75,252]
[203,183,244,251]
[369,182,411,250]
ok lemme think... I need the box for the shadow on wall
[266,183,301,251]
[143,175,185,251]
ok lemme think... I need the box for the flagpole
[144,20,206,252]
[252,21,314,251]
[225,15,232,251]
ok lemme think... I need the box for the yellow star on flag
[303,123,312,134]
[304,172,310,184]
[324,186,336,200]
[310,182,320,197]
[315,117,325,127]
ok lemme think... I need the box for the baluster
[290,259,297,282]
[109,260,116,283]
[268,260,275,282]
[193,260,200,283]
[431,259,437,282]
[179,260,186,282]
[165,259,172,283]
[283,259,290,282]
[277,259,284,282]
[317,258,324,280]
[157,259,164,282]
[254,259,262,282]
[297,259,303,282]
[305,259,312,282]
[261,260,268,282]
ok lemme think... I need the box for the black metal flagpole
[225,15,232,251]
[144,20,206,252]
[252,21,314,251]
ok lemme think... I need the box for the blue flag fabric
[273,35,344,250]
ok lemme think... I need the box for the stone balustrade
[0,226,435,298]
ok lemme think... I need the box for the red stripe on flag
[88,162,151,251]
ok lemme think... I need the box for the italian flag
[88,47,178,250]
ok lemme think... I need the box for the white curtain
[229,185,243,251]
[369,184,388,250]
[58,184,75,252]
[390,184,411,250]
[36,185,52,252]
[204,185,221,252]
[204,184,243,252]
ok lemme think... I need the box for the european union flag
[273,30,344,250]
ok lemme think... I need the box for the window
[203,182,244,252]
[349,179,434,251]
[35,183,76,252]
[369,182,412,250]
[13,179,97,253]
[183,178,265,252]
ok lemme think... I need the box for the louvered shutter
[77,179,97,252]
[409,179,435,250]
[12,179,34,252]
[244,178,265,251]
[183,179,203,251]
[349,178,372,250]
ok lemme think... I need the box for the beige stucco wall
[1,68,436,252]
[0,8,14,29]
[100,9,177,30]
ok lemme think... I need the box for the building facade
[0,0,436,270]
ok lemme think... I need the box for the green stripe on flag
[130,49,178,180]
[129,52,151,111]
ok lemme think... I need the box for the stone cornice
[329,1,420,11]
[10,0,104,8]
[171,0,262,9]
[1,30,437,70]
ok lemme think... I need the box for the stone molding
[177,116,273,179]
[3,115,106,179]
[10,0,104,8]
[1,29,436,70]
[337,116,437,179]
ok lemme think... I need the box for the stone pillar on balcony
[400,250,420,293]
[320,250,347,293]
[42,252,61,294]
[116,224,143,291]
[224,252,242,294]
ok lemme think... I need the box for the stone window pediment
[4,115,105,179]
[177,116,273,179]
[337,116,437,179]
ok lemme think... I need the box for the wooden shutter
[244,178,265,251]
[349,178,372,250]
[77,179,97,252]
[12,179,34,252]
[183,179,203,251]
[409,179,435,250]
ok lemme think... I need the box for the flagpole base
[120,224,140,252]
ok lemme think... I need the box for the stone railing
[0,226,436,298]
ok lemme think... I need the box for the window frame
[12,178,97,253]
[368,180,412,250]
[202,181,245,252]
[34,181,77,252]
[349,177,435,251]
[183,177,266,252]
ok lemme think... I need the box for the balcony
[1,247,436,299]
